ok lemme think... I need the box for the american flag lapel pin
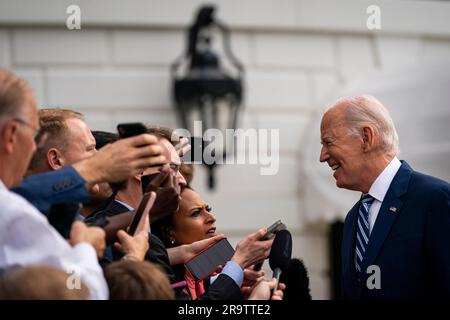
[389,207,397,213]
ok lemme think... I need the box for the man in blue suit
[320,95,450,299]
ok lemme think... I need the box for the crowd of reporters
[0,69,311,300]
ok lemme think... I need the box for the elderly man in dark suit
[320,95,450,299]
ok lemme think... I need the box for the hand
[243,265,265,288]
[167,234,226,265]
[73,134,167,189]
[70,221,106,258]
[174,137,191,158]
[146,165,180,223]
[248,278,286,300]
[231,228,273,269]
[113,192,155,261]
[101,211,134,245]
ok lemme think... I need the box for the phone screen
[185,239,235,281]
[141,172,162,194]
[117,122,147,139]
[127,193,151,235]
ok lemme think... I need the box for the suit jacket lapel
[342,202,360,289]
[361,161,412,280]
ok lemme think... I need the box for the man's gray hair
[333,95,399,156]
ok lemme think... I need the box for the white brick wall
[375,36,421,70]
[246,69,310,109]
[13,29,110,65]
[254,33,334,69]
[47,69,171,108]
[112,30,184,65]
[1,0,450,300]
[336,35,375,80]
[421,38,450,64]
[0,29,10,68]
[13,68,45,106]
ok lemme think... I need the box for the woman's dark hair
[151,185,194,282]
[151,185,193,249]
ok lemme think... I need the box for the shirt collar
[368,156,402,202]
[114,199,135,211]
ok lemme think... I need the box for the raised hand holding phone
[142,165,180,224]
[253,220,286,271]
[114,192,156,261]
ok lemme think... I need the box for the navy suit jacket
[12,166,90,214]
[341,161,450,299]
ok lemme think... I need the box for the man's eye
[206,206,212,212]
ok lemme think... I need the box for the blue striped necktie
[355,194,374,280]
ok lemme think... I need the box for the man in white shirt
[0,69,108,299]
[320,95,450,299]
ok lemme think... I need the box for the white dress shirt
[367,156,402,234]
[0,180,108,299]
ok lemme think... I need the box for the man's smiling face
[320,106,366,191]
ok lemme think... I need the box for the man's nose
[177,171,187,186]
[320,146,329,163]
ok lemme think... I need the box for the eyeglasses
[13,118,40,139]
[169,162,181,173]
[12,117,46,147]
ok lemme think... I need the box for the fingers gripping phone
[260,220,286,241]
[127,192,156,235]
[253,220,287,271]
[185,239,235,281]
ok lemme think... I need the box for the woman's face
[170,188,217,245]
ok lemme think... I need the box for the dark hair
[92,131,119,149]
[151,185,194,249]
[103,260,175,300]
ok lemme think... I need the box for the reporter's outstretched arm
[167,234,225,265]
[73,134,166,189]
[231,228,274,269]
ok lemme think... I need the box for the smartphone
[47,202,82,239]
[117,122,147,138]
[185,238,235,281]
[259,220,286,241]
[141,172,162,194]
[127,192,155,235]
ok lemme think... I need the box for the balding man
[320,95,450,299]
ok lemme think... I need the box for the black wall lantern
[171,5,244,189]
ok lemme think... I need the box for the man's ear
[0,121,17,154]
[47,148,64,170]
[362,126,376,151]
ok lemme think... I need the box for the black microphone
[269,229,292,294]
